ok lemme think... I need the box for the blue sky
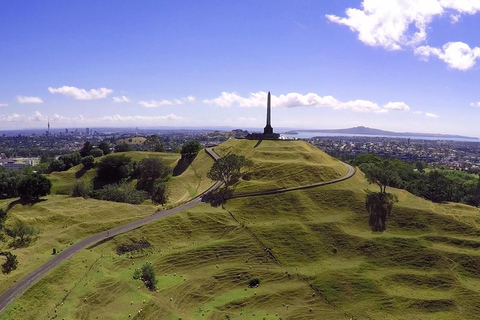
[2,0,480,136]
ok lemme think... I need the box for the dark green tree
[72,181,92,198]
[133,262,157,291]
[0,252,18,274]
[115,143,132,153]
[17,173,52,202]
[5,220,38,247]
[180,140,202,161]
[59,152,82,170]
[81,155,95,169]
[207,154,251,188]
[89,148,104,158]
[360,161,401,193]
[365,191,398,232]
[151,182,168,205]
[96,155,132,182]
[0,209,7,231]
[143,135,164,152]
[98,141,111,155]
[80,141,93,157]
[48,159,66,172]
[137,158,171,192]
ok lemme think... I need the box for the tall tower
[263,91,273,135]
[46,118,50,136]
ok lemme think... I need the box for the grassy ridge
[214,139,348,193]
[2,139,480,319]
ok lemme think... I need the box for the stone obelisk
[263,91,273,135]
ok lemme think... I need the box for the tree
[360,161,401,193]
[207,154,250,188]
[98,141,111,155]
[81,155,95,169]
[144,135,164,152]
[80,141,93,157]
[137,158,171,192]
[180,140,202,162]
[0,252,18,274]
[5,220,38,247]
[48,159,66,172]
[133,262,157,291]
[115,143,132,153]
[352,154,382,167]
[89,148,104,158]
[151,182,168,205]
[72,181,92,198]
[96,155,132,182]
[59,152,82,170]
[17,173,52,202]
[365,191,398,232]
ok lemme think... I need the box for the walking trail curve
[0,146,355,314]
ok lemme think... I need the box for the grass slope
[2,140,480,319]
[214,139,348,193]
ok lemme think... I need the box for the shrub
[116,238,151,255]
[133,262,157,291]
[0,252,18,274]
[81,155,95,169]
[93,183,147,204]
[151,182,168,205]
[248,278,260,288]
[17,173,52,202]
[5,220,38,248]
[72,181,92,198]
[96,155,132,182]
[89,148,104,158]
[115,143,132,153]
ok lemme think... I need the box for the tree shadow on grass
[202,188,233,207]
[173,157,193,176]
[6,198,47,212]
[254,139,263,148]
[75,167,88,179]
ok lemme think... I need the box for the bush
[93,183,147,204]
[0,252,18,274]
[5,220,38,248]
[151,182,168,205]
[96,155,132,182]
[17,173,52,202]
[248,278,260,288]
[72,181,92,198]
[89,148,104,158]
[133,262,157,291]
[115,143,132,153]
[116,238,151,255]
[0,209,6,231]
[81,155,95,169]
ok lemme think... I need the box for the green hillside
[2,139,480,319]
[214,139,349,193]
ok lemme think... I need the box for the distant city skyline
[1,1,480,136]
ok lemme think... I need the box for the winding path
[0,147,355,314]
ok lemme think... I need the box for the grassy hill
[214,139,349,193]
[2,139,480,319]
[48,150,215,204]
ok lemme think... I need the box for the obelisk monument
[263,91,273,135]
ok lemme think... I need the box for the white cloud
[415,42,480,70]
[17,96,43,104]
[139,96,196,108]
[471,102,480,107]
[383,102,411,111]
[0,103,8,107]
[327,1,480,51]
[204,91,404,113]
[48,86,113,100]
[426,112,439,118]
[113,95,130,103]
[413,111,423,114]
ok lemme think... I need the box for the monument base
[245,133,280,140]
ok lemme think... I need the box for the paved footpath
[0,147,354,314]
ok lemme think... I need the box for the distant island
[287,126,478,140]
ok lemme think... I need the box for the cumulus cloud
[113,95,130,103]
[327,0,480,51]
[471,102,480,107]
[384,102,411,111]
[415,42,480,70]
[17,96,44,104]
[0,103,8,107]
[426,112,439,118]
[204,91,410,113]
[139,96,195,108]
[48,86,113,100]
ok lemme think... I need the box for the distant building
[0,158,38,170]
[86,128,90,135]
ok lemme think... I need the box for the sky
[2,0,480,136]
